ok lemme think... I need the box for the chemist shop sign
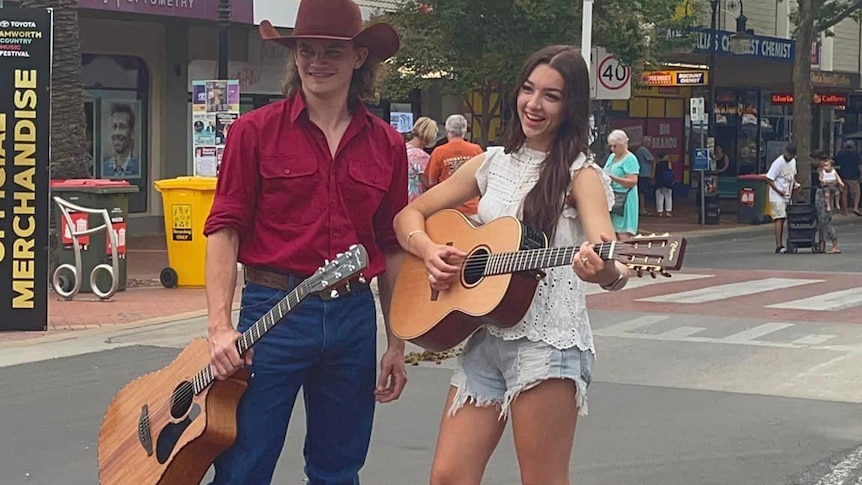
[0,8,51,331]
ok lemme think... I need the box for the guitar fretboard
[483,242,615,276]
[190,280,313,395]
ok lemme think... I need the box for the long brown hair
[282,49,386,105]
[504,45,591,240]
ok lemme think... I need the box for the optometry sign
[590,47,631,100]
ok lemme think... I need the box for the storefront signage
[691,29,795,63]
[0,8,51,331]
[771,92,848,106]
[641,70,708,86]
[77,0,253,23]
[810,70,858,88]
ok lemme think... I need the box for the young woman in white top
[393,45,631,485]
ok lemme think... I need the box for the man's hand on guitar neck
[208,324,252,380]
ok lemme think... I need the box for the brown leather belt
[244,266,369,301]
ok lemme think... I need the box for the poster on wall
[101,99,143,179]
[192,79,240,177]
[0,8,52,331]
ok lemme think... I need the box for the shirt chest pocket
[259,156,321,225]
[345,158,391,212]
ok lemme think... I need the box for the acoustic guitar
[390,210,686,352]
[97,244,369,485]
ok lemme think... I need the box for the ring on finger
[581,257,589,265]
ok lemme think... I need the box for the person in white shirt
[765,145,800,253]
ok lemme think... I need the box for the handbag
[611,190,628,216]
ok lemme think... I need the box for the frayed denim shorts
[449,328,595,420]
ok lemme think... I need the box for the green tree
[790,0,862,201]
[20,0,91,179]
[376,0,697,145]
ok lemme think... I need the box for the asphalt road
[0,220,861,485]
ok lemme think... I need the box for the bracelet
[406,230,426,247]
[600,264,629,291]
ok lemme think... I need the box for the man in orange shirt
[427,114,484,217]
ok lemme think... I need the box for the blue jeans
[210,279,378,485]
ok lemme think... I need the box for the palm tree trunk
[20,0,90,179]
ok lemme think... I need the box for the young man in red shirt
[202,1,408,483]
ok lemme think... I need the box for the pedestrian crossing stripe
[765,288,862,312]
[635,278,823,304]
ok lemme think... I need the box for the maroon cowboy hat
[259,0,400,60]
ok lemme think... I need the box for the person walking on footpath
[202,0,409,483]
[394,44,629,485]
[765,144,800,254]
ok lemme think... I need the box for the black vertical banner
[0,9,52,331]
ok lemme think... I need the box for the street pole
[581,0,593,72]
[582,0,596,145]
[217,0,231,80]
[701,0,720,225]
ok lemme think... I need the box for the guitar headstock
[308,244,369,293]
[609,233,687,278]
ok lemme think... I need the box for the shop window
[82,54,150,214]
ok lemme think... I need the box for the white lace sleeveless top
[474,146,614,352]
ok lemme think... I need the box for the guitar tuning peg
[661,232,670,237]
[358,276,367,284]
[330,289,340,299]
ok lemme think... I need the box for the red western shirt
[203,95,408,279]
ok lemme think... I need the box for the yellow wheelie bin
[153,176,217,288]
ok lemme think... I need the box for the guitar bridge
[138,404,153,457]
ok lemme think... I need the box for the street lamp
[217,0,231,79]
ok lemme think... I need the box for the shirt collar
[289,92,372,129]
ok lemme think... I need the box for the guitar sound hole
[463,249,488,286]
[170,381,194,419]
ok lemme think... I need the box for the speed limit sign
[593,47,631,100]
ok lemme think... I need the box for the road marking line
[584,273,715,295]
[656,326,706,338]
[766,288,862,311]
[815,444,862,485]
[593,315,669,334]
[722,323,795,342]
[636,278,823,304]
[793,334,837,345]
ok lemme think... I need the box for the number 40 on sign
[589,47,631,100]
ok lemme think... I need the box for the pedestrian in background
[406,116,439,202]
[653,150,674,217]
[604,129,640,239]
[427,114,484,219]
[835,140,862,215]
[765,144,799,254]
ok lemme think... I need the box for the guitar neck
[190,281,313,395]
[483,242,615,276]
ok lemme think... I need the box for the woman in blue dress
[603,129,640,238]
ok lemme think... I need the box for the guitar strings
[455,243,614,273]
[144,270,331,422]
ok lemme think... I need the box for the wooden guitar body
[98,338,249,485]
[391,210,546,352]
